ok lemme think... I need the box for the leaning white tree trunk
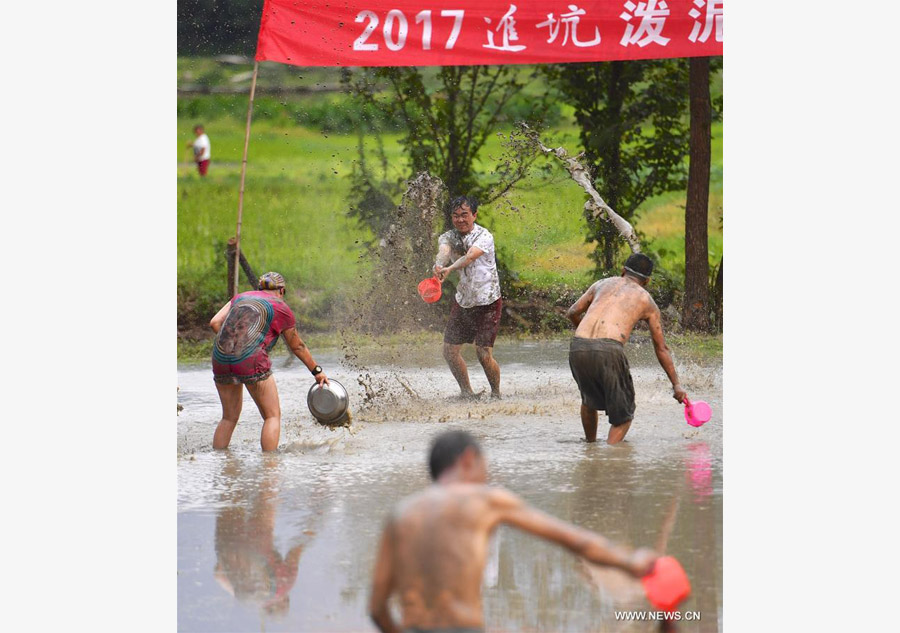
[521,124,641,254]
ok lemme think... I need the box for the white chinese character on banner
[537,5,602,47]
[688,0,723,43]
[484,4,527,51]
[619,0,671,47]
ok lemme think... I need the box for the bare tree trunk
[226,240,237,299]
[601,61,626,271]
[682,57,711,331]
[225,237,260,292]
[712,257,723,332]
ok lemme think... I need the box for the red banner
[256,1,722,67]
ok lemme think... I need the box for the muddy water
[177,338,722,632]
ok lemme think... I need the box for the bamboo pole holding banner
[232,60,260,298]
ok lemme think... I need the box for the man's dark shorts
[568,336,636,426]
[444,297,502,348]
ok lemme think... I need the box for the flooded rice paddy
[177,338,722,632]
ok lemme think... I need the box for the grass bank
[178,329,722,364]
[178,60,723,341]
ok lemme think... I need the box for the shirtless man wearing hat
[209,272,328,451]
[566,253,688,445]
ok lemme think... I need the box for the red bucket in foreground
[641,556,691,612]
[417,277,442,303]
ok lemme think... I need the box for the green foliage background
[177,58,722,335]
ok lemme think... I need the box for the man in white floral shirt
[434,196,503,399]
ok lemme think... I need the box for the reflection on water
[212,456,314,620]
[178,340,722,631]
[685,442,713,502]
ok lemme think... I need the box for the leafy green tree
[545,60,690,275]
[345,66,552,230]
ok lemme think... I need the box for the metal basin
[307,379,350,426]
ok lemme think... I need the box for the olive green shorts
[568,337,636,426]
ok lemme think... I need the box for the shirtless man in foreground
[566,253,687,445]
[369,430,658,633]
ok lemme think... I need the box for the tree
[345,65,551,231]
[682,57,712,331]
[711,257,723,332]
[545,60,690,276]
[682,56,723,332]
